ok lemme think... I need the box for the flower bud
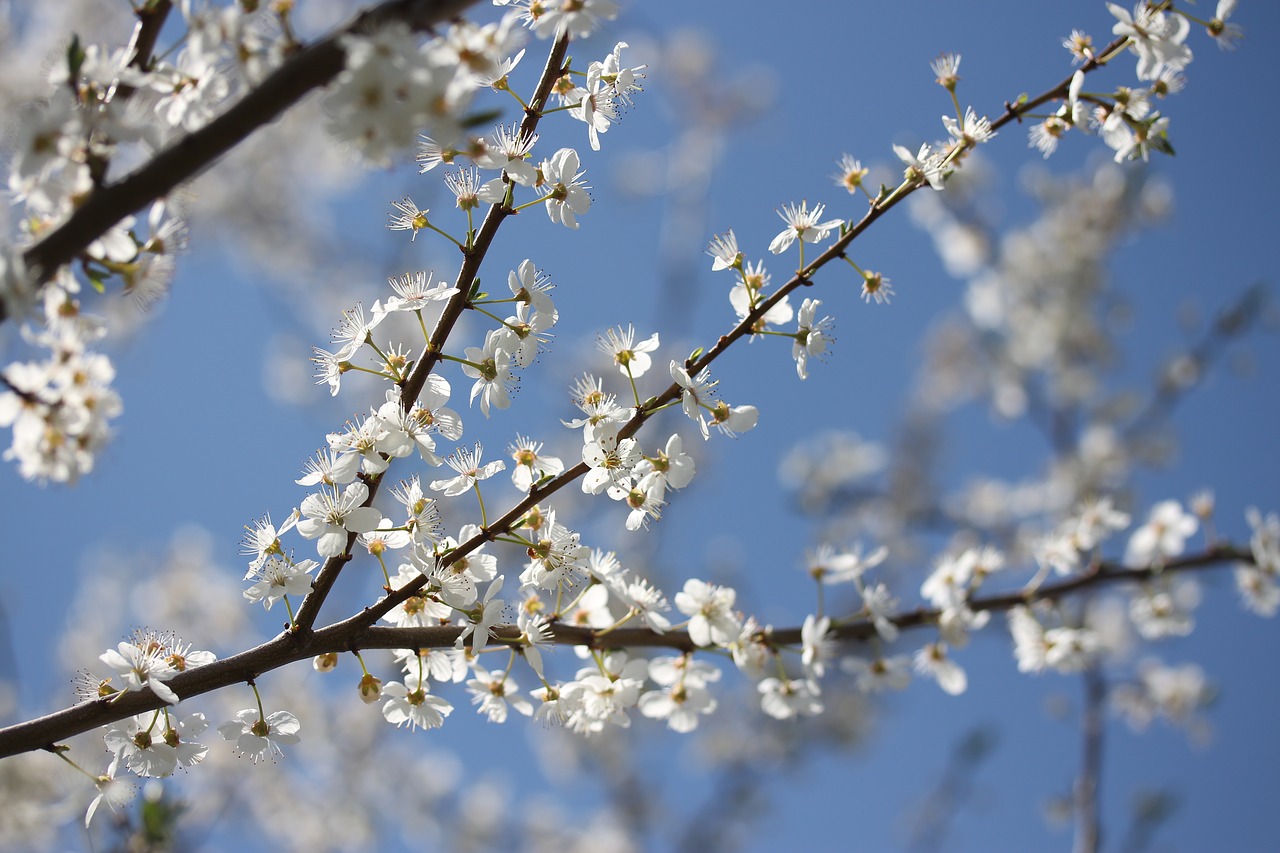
[357,672,382,704]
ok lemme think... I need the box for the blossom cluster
[1028,1,1242,160]
[1,2,1269,841]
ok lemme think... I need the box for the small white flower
[219,709,301,763]
[914,642,967,695]
[297,482,383,558]
[1124,500,1198,567]
[793,298,834,380]
[382,675,454,731]
[99,642,180,705]
[597,324,660,379]
[707,230,742,271]
[758,677,823,719]
[767,201,843,255]
[675,578,740,647]
[244,557,317,609]
[430,443,505,497]
[538,147,591,229]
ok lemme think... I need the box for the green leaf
[463,108,504,130]
[66,35,86,84]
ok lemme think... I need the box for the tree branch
[0,543,1251,761]
[289,29,573,632]
[13,0,483,319]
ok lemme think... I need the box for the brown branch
[12,0,483,319]
[289,30,573,632]
[347,38,1141,633]
[1074,664,1107,853]
[0,543,1252,761]
[0,25,1190,763]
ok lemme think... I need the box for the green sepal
[66,35,86,86]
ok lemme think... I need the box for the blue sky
[1,1,1278,850]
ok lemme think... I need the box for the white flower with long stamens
[477,123,539,186]
[861,581,900,642]
[844,654,912,693]
[430,443,505,497]
[570,80,618,151]
[767,201,844,255]
[104,711,208,778]
[943,106,996,149]
[387,197,430,241]
[310,346,347,396]
[793,298,834,380]
[327,416,389,476]
[244,557,317,610]
[1208,0,1244,51]
[297,481,383,558]
[531,0,620,39]
[562,378,631,444]
[85,757,135,827]
[445,166,486,211]
[390,476,444,546]
[707,230,742,271]
[622,472,666,530]
[509,258,557,322]
[598,324,660,379]
[670,361,716,439]
[503,300,555,368]
[509,434,564,491]
[708,399,758,438]
[538,147,591,229]
[241,511,300,569]
[833,154,869,195]
[582,434,641,495]
[590,41,646,106]
[808,542,888,586]
[295,448,359,488]
[382,674,454,731]
[632,433,695,494]
[330,303,384,362]
[219,709,301,763]
[468,668,535,724]
[456,575,507,654]
[894,142,947,190]
[521,512,590,590]
[416,135,463,173]
[376,270,458,317]
[675,578,741,647]
[931,52,962,89]
[462,328,518,417]
[99,641,181,705]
